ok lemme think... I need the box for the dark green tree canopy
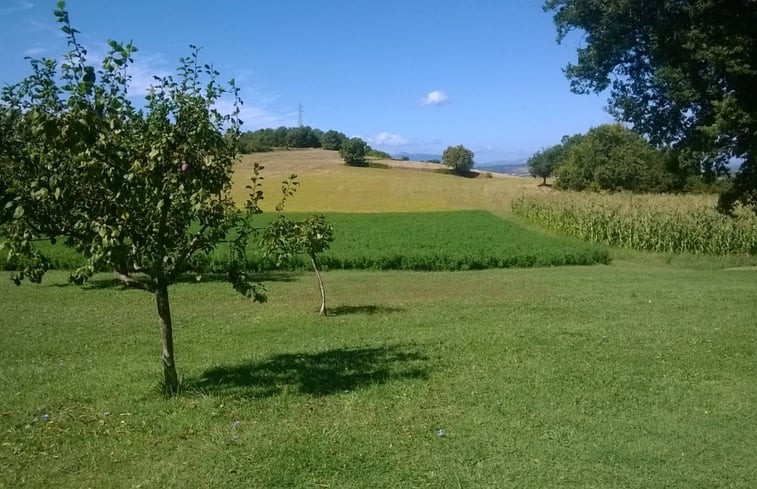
[527,134,584,185]
[528,145,563,185]
[285,126,321,148]
[442,145,475,175]
[339,137,368,166]
[321,130,347,151]
[545,0,757,211]
[554,124,670,192]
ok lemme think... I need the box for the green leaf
[13,206,24,219]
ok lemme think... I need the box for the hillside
[231,148,542,213]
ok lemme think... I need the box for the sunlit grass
[231,149,541,213]
[2,261,756,487]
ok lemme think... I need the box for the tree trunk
[310,254,326,316]
[156,281,179,395]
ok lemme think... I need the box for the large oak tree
[545,0,757,211]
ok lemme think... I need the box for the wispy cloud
[22,46,49,57]
[125,52,171,97]
[226,70,290,128]
[0,0,34,15]
[123,53,290,128]
[364,132,408,147]
[420,90,449,106]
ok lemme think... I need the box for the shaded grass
[189,345,429,399]
[1,262,756,487]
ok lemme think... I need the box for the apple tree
[0,2,279,395]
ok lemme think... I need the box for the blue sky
[0,0,615,163]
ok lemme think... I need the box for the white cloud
[18,37,292,129]
[125,53,171,97]
[214,97,291,130]
[362,132,408,147]
[420,90,449,106]
[22,46,48,57]
[122,52,292,128]
[373,132,408,146]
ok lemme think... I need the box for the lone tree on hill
[0,2,294,395]
[545,0,757,212]
[442,145,475,175]
[339,137,368,166]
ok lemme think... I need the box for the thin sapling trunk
[310,253,326,316]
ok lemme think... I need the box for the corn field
[512,192,757,255]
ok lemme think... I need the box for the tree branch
[113,270,154,292]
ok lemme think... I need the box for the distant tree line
[528,123,732,194]
[238,126,342,153]
[239,126,397,160]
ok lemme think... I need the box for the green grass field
[2,150,756,487]
[2,261,756,488]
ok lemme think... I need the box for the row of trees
[527,124,728,193]
[238,126,348,153]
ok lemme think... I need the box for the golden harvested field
[231,148,540,213]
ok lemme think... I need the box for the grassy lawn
[2,260,756,488]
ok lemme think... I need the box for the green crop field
[2,211,609,273]
[202,211,610,271]
[513,192,757,256]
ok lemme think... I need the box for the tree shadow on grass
[185,344,429,399]
[328,304,404,316]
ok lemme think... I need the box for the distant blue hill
[478,159,530,176]
[393,152,442,162]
